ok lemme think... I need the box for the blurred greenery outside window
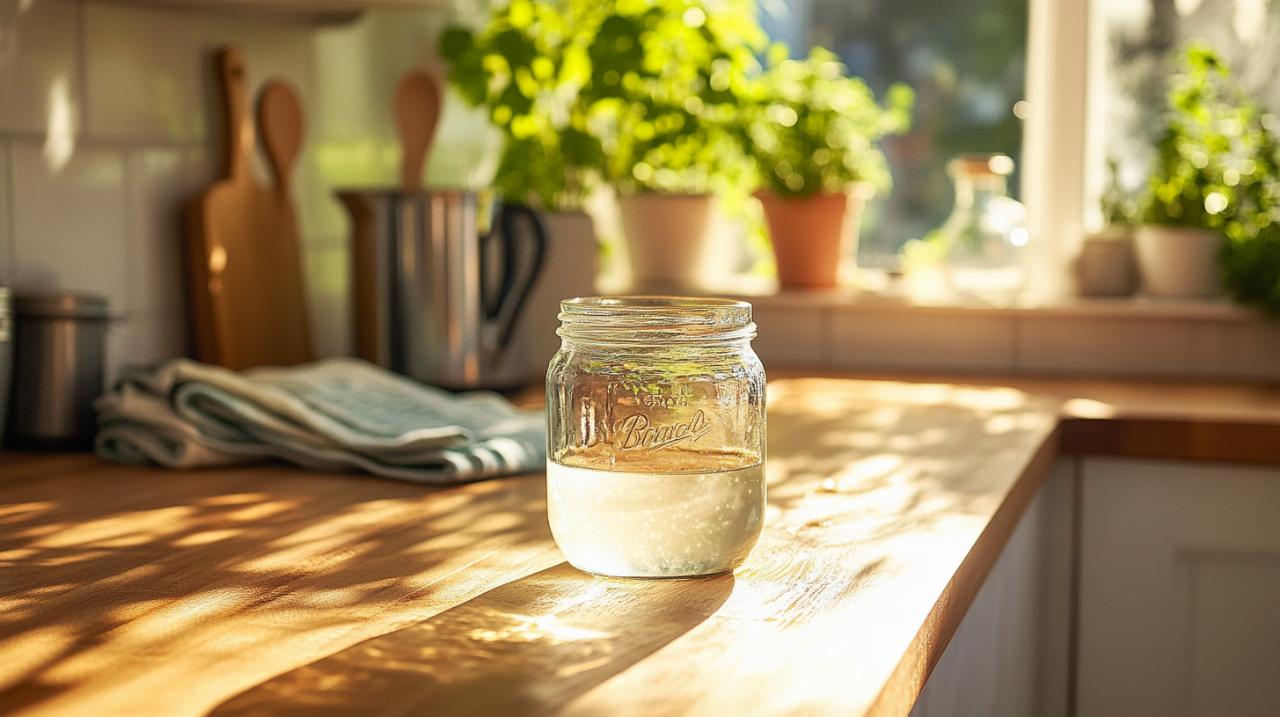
[1086,0,1280,229]
[764,0,1028,268]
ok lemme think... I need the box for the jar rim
[558,296,755,345]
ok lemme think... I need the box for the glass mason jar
[938,153,1029,303]
[545,297,767,578]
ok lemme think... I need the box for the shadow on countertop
[208,564,734,717]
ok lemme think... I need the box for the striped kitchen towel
[95,358,544,484]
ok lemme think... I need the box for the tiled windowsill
[604,275,1280,381]
[736,286,1256,321]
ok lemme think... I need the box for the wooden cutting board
[186,46,312,370]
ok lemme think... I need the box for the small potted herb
[1076,159,1139,297]
[585,0,763,288]
[744,47,912,289]
[1134,45,1255,298]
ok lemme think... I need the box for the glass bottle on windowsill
[938,154,1029,304]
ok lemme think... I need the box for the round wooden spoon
[257,80,305,197]
[394,71,442,192]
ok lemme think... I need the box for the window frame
[1021,0,1091,300]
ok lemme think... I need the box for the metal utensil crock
[7,293,110,449]
[338,189,547,390]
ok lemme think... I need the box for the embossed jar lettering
[616,410,712,450]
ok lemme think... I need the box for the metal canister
[7,293,110,449]
[0,288,11,443]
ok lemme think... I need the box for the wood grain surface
[3,377,1280,717]
[393,70,441,192]
[186,46,312,370]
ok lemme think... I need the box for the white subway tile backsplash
[303,243,351,358]
[83,2,201,141]
[193,13,314,117]
[10,142,130,312]
[124,147,211,318]
[1017,317,1193,377]
[0,0,81,134]
[106,311,187,382]
[311,12,441,144]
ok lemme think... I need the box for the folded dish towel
[95,358,545,484]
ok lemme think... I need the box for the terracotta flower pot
[757,190,857,289]
[618,193,715,289]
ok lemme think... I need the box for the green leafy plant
[1139,45,1265,228]
[583,0,765,195]
[1220,113,1280,314]
[1100,158,1138,227]
[440,0,766,206]
[440,0,606,210]
[742,46,913,198]
[1139,44,1280,314]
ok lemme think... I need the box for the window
[763,0,1029,268]
[1085,0,1280,230]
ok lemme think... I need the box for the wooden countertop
[4,376,1280,717]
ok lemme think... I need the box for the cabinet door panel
[1078,458,1280,717]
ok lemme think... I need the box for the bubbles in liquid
[546,458,765,578]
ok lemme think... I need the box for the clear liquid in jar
[546,451,765,578]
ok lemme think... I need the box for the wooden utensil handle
[395,71,442,192]
[218,46,253,181]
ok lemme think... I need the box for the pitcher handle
[482,202,548,352]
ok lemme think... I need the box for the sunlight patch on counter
[1062,397,1117,419]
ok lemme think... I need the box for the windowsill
[602,271,1263,323]
[597,270,1279,381]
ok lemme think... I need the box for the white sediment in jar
[546,450,765,578]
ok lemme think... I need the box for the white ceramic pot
[1074,227,1136,298]
[1133,225,1224,299]
[618,194,714,289]
[507,211,598,377]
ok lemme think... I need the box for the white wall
[0,0,496,380]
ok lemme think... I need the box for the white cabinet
[1077,458,1280,717]
[914,456,1280,717]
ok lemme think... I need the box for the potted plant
[583,0,763,288]
[1134,45,1261,299]
[443,0,765,291]
[1076,159,1139,297]
[610,106,743,289]
[743,47,912,289]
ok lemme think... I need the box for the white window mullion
[1022,0,1092,300]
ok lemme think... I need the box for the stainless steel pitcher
[338,189,546,390]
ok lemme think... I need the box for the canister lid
[15,292,110,320]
